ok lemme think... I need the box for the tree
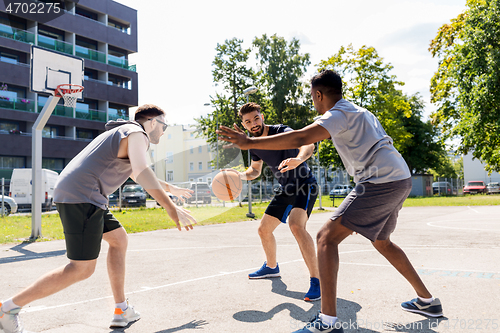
[429,0,500,173]
[316,45,446,175]
[253,34,313,128]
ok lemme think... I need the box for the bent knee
[372,239,393,252]
[69,261,97,280]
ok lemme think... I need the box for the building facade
[150,125,216,185]
[0,0,138,181]
[463,153,500,184]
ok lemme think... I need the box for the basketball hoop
[55,84,84,108]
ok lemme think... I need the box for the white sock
[266,263,277,269]
[116,300,128,310]
[1,298,20,312]
[319,313,338,326]
[418,296,434,304]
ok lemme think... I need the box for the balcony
[37,35,73,56]
[0,97,36,113]
[108,54,135,71]
[75,45,106,63]
[75,108,107,122]
[0,23,35,44]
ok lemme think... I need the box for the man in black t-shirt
[228,102,320,301]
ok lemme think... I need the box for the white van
[10,168,59,211]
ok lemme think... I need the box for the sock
[418,296,434,304]
[266,262,277,269]
[116,300,128,310]
[319,313,338,326]
[1,298,20,312]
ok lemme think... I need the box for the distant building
[0,0,138,182]
[410,174,433,197]
[150,125,215,184]
[463,153,500,184]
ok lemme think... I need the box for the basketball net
[55,84,84,108]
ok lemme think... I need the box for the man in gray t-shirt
[0,105,196,332]
[218,70,442,332]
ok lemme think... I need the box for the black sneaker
[401,298,443,317]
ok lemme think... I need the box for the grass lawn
[0,194,498,245]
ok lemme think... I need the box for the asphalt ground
[1,205,499,333]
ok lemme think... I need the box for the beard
[149,127,162,144]
[250,125,264,137]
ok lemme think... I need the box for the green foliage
[316,45,446,174]
[253,34,314,128]
[429,0,500,173]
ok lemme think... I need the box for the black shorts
[265,182,318,223]
[56,203,122,260]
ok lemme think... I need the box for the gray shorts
[330,177,412,242]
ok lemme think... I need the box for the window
[108,18,130,34]
[165,152,173,164]
[207,145,211,152]
[0,156,25,169]
[198,162,202,170]
[167,171,174,181]
[206,177,212,184]
[76,129,93,140]
[198,178,203,182]
[189,162,194,171]
[167,134,172,139]
[108,74,131,89]
[198,146,202,153]
[0,52,18,64]
[43,126,59,138]
[75,6,98,21]
[0,121,19,132]
[42,158,64,171]
[189,178,194,182]
[109,103,128,118]
[190,146,193,154]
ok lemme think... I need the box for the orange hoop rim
[55,84,84,97]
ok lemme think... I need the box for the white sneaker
[109,300,140,328]
[0,306,26,333]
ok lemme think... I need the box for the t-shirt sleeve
[250,150,262,161]
[314,111,347,139]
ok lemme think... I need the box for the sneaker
[401,297,443,317]
[0,305,26,333]
[304,277,321,301]
[109,300,141,328]
[292,313,344,333]
[248,262,280,279]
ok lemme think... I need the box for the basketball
[211,170,243,201]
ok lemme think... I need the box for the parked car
[487,182,500,194]
[185,183,212,204]
[329,184,353,197]
[121,185,147,207]
[0,195,18,215]
[463,181,487,195]
[10,168,58,211]
[432,182,454,195]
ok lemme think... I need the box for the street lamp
[244,86,258,218]
[204,102,218,171]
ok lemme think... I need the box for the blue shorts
[265,182,318,223]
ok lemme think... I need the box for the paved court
[1,206,499,332]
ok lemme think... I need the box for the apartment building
[150,125,216,184]
[0,0,138,181]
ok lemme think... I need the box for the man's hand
[217,124,251,150]
[175,206,197,231]
[278,157,303,173]
[169,184,193,203]
[220,168,244,180]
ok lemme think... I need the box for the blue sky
[115,0,465,125]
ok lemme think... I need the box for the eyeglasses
[148,118,168,132]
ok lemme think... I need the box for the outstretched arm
[127,132,196,230]
[217,122,330,151]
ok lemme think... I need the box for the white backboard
[30,45,84,100]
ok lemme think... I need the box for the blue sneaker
[292,313,344,333]
[248,262,280,279]
[401,298,443,317]
[304,277,321,301]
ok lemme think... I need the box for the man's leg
[288,208,319,278]
[102,227,128,304]
[372,238,432,298]
[11,260,97,307]
[316,216,353,316]
[256,214,283,268]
